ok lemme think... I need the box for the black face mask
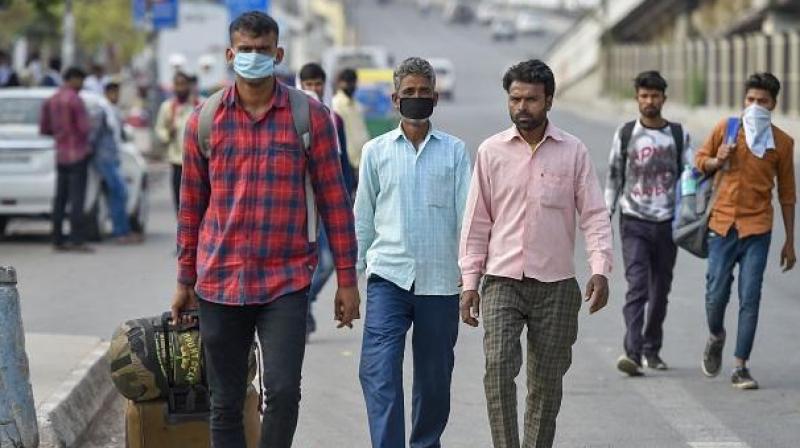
[342,86,356,97]
[399,97,434,120]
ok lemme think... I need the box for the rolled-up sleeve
[777,136,796,206]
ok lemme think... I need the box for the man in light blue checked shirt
[354,57,472,448]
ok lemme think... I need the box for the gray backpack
[196,87,318,243]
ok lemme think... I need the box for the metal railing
[603,31,800,116]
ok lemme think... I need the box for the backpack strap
[197,89,224,159]
[286,86,317,243]
[618,120,636,191]
[668,122,684,172]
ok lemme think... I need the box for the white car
[0,88,149,240]
[428,58,456,101]
[516,13,545,35]
[491,18,517,41]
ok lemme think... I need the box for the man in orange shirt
[695,72,796,390]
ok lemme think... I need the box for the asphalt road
[3,1,799,447]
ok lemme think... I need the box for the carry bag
[125,385,262,448]
[672,117,739,258]
[109,311,256,403]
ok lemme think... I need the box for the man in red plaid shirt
[40,66,93,252]
[170,11,360,448]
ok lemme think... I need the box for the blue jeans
[199,290,309,448]
[359,275,459,448]
[705,228,771,361]
[94,157,130,237]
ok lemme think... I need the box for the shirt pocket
[539,169,572,209]
[425,166,454,208]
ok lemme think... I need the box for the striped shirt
[177,82,357,305]
[354,124,472,296]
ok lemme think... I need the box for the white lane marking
[632,379,751,448]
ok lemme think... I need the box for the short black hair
[299,63,326,82]
[104,81,120,93]
[173,70,191,84]
[63,66,87,81]
[229,11,280,44]
[48,57,62,72]
[745,72,780,100]
[337,68,358,84]
[634,70,667,92]
[502,59,555,97]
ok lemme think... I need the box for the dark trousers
[171,163,182,214]
[199,289,309,448]
[359,275,459,448]
[705,229,771,361]
[620,215,677,360]
[52,157,89,246]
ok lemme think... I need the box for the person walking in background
[83,63,108,95]
[40,66,94,253]
[0,50,20,87]
[155,71,197,213]
[459,59,612,448]
[332,67,370,176]
[170,12,360,447]
[605,71,694,376]
[695,72,796,390]
[41,57,62,87]
[298,61,356,339]
[355,56,472,448]
[91,81,141,244]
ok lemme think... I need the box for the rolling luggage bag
[125,384,262,448]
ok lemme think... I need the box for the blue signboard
[152,0,179,30]
[132,0,179,30]
[226,0,270,23]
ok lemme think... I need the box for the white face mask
[741,104,775,158]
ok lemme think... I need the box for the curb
[37,341,113,448]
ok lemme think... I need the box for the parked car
[476,1,498,25]
[428,58,456,101]
[443,2,474,24]
[0,88,149,240]
[491,18,517,41]
[516,13,545,35]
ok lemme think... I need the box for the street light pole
[145,0,160,137]
[62,0,76,67]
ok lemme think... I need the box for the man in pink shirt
[459,59,613,448]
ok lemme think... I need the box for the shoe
[731,367,759,390]
[702,333,725,377]
[69,244,95,253]
[53,243,70,252]
[616,354,644,377]
[643,354,669,370]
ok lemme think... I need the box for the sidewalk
[26,332,114,448]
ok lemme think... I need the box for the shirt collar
[390,122,441,143]
[223,80,290,110]
[502,120,564,144]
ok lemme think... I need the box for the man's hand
[585,275,609,314]
[781,241,796,272]
[716,143,735,162]
[460,290,481,327]
[171,283,199,324]
[334,286,361,329]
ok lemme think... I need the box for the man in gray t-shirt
[604,71,693,376]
